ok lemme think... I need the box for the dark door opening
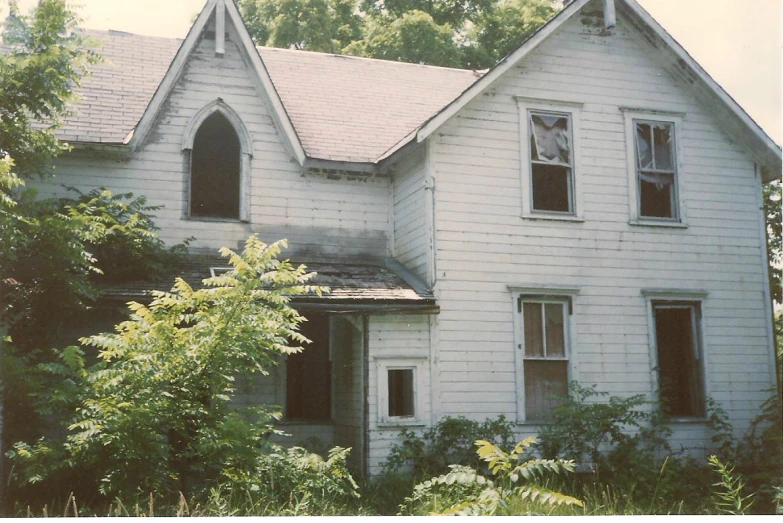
[286,313,331,421]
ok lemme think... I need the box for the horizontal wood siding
[393,146,429,281]
[32,17,390,255]
[430,0,774,451]
[367,314,431,476]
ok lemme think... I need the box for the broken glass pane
[635,122,653,170]
[653,123,673,171]
[530,113,570,164]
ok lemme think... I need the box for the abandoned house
[21,0,782,476]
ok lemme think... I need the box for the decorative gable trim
[127,0,306,165]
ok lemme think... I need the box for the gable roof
[408,0,781,180]
[57,0,780,178]
[59,8,477,163]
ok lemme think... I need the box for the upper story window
[191,112,241,219]
[623,110,685,226]
[183,99,252,222]
[634,120,678,219]
[517,97,584,221]
[528,111,574,213]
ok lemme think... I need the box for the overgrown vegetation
[8,237,325,505]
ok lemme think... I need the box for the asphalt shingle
[59,30,481,162]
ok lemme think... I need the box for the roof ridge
[80,27,184,41]
[257,45,484,75]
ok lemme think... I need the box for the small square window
[528,111,575,214]
[388,369,415,417]
[377,359,425,426]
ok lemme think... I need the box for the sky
[2,0,781,143]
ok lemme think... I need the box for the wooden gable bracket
[215,0,226,56]
[604,0,616,29]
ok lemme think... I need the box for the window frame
[376,357,426,427]
[182,99,253,223]
[642,289,709,421]
[517,97,584,222]
[510,285,579,423]
[622,109,686,227]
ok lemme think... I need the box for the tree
[9,237,324,501]
[763,180,781,305]
[0,1,187,502]
[238,0,558,69]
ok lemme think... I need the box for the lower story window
[518,298,570,421]
[377,358,425,425]
[652,302,704,417]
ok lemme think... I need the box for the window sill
[515,419,552,427]
[522,214,584,223]
[665,417,708,424]
[278,419,334,426]
[629,219,687,229]
[187,216,247,224]
[378,419,425,428]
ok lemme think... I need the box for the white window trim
[182,99,253,222]
[622,109,686,227]
[517,98,584,221]
[642,289,709,421]
[376,357,426,427]
[510,286,579,423]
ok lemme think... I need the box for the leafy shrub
[400,438,582,515]
[201,445,362,516]
[7,236,325,503]
[383,415,515,478]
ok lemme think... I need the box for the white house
[27,0,781,476]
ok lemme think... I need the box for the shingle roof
[62,29,480,162]
[98,255,434,306]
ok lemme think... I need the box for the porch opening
[286,313,331,421]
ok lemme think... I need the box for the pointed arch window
[183,99,252,221]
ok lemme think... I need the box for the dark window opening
[388,369,415,417]
[190,112,241,219]
[639,178,674,218]
[286,314,331,421]
[654,305,704,417]
[532,164,571,212]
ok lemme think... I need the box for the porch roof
[97,255,437,313]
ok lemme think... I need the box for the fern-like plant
[400,437,583,515]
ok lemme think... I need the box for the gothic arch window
[182,99,252,221]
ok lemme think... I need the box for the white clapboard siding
[367,314,431,476]
[392,146,430,281]
[31,16,391,254]
[428,0,774,452]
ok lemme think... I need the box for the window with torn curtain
[623,110,685,225]
[517,298,570,421]
[517,98,583,220]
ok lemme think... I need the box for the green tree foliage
[239,0,557,69]
[238,0,362,52]
[9,237,326,501]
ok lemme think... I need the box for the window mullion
[540,303,548,358]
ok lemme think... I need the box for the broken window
[190,111,241,219]
[528,111,574,213]
[388,368,415,417]
[634,120,678,219]
[286,313,331,421]
[520,299,569,420]
[653,303,704,417]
